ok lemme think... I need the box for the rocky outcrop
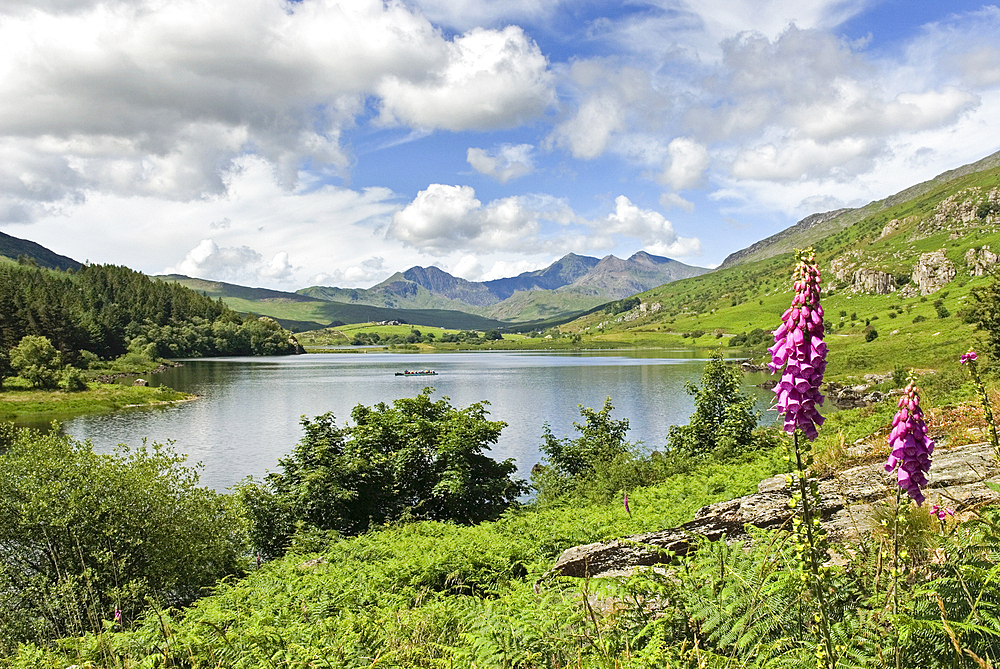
[879,215,918,239]
[824,382,891,409]
[828,254,895,294]
[911,249,956,295]
[966,246,1000,276]
[548,441,1000,579]
[851,269,895,294]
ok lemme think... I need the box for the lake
[62,351,778,490]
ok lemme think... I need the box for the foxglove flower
[623,490,631,516]
[768,249,827,440]
[886,380,935,505]
[960,350,978,365]
[930,504,954,520]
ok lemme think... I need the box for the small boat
[395,370,438,376]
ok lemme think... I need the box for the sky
[1,0,999,289]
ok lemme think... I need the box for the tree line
[0,263,298,383]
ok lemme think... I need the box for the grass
[0,383,193,422]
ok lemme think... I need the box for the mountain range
[5,148,1000,332]
[297,251,709,322]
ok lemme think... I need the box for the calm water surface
[62,351,777,490]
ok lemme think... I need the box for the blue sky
[1,0,999,289]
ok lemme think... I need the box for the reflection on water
[58,351,778,491]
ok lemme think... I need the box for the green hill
[561,157,1000,380]
[0,230,81,271]
[720,148,1000,268]
[159,275,515,331]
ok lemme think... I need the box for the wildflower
[114,607,121,623]
[959,347,1000,458]
[930,504,954,521]
[623,490,631,517]
[768,248,827,440]
[886,380,935,505]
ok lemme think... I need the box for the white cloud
[376,26,555,131]
[660,192,695,212]
[548,61,656,160]
[388,183,541,253]
[166,239,265,283]
[0,0,556,222]
[602,196,701,257]
[660,137,710,190]
[467,144,535,182]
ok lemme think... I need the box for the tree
[538,398,630,479]
[245,389,526,553]
[667,353,761,459]
[9,334,62,389]
[965,274,1000,359]
[0,424,247,651]
[531,398,646,503]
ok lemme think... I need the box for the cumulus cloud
[602,196,701,257]
[659,137,711,190]
[467,144,535,182]
[376,26,554,131]
[166,239,264,283]
[388,184,541,253]
[0,0,556,222]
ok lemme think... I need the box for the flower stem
[793,431,836,669]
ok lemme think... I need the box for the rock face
[828,254,895,294]
[851,269,895,294]
[549,441,1000,579]
[966,246,1000,276]
[911,249,956,296]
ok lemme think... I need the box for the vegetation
[238,389,527,558]
[666,352,769,459]
[0,263,299,365]
[8,159,1000,667]
[0,424,247,652]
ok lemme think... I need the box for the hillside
[720,148,1000,268]
[159,274,515,331]
[0,230,81,271]
[299,251,709,322]
[561,157,1000,380]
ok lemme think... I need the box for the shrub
[0,424,247,651]
[242,389,526,554]
[866,329,879,342]
[8,335,62,389]
[667,353,761,460]
[913,315,927,323]
[58,366,87,392]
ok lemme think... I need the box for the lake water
[61,351,778,490]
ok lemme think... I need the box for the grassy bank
[0,382,194,422]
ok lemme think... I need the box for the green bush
[866,329,879,342]
[667,353,762,460]
[58,366,87,391]
[0,424,247,652]
[8,335,62,389]
[241,389,526,555]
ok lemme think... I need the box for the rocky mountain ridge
[720,149,1000,269]
[299,251,709,323]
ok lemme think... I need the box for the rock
[911,249,956,295]
[966,246,1000,276]
[851,269,895,294]
[548,441,1000,578]
[825,382,886,409]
